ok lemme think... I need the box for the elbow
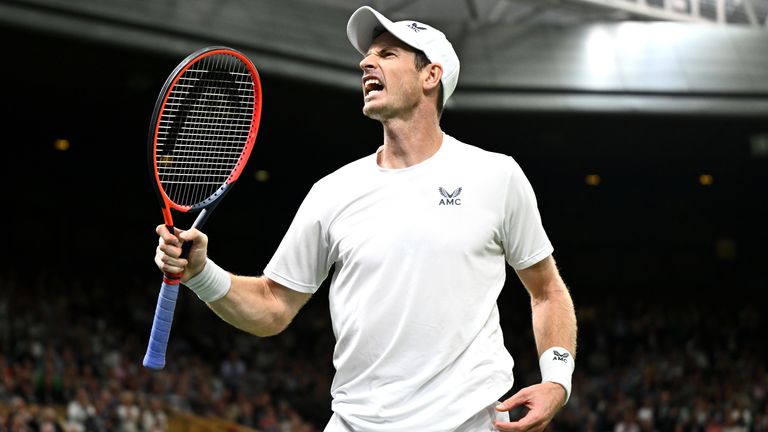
[229,276,303,337]
[250,309,293,337]
[251,328,282,338]
[531,284,573,310]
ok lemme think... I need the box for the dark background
[3,25,765,306]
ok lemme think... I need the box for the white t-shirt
[264,134,553,431]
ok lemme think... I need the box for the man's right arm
[155,224,311,337]
[207,275,311,337]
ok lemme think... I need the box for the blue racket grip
[143,278,180,369]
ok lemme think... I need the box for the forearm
[530,278,577,357]
[206,275,298,337]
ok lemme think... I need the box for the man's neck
[377,115,443,169]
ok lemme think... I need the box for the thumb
[497,391,526,412]
[178,228,199,242]
[179,228,209,254]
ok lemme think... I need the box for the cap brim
[347,6,390,55]
[347,6,421,55]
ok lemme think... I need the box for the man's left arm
[519,254,577,363]
[494,254,577,432]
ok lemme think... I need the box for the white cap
[346,6,460,107]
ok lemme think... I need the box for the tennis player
[156,6,577,432]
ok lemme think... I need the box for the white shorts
[324,401,510,432]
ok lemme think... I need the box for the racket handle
[181,241,193,259]
[143,278,180,370]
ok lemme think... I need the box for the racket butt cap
[142,354,165,370]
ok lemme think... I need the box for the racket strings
[156,53,256,207]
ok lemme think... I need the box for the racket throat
[161,206,175,228]
[191,208,209,230]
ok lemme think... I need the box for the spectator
[220,350,247,392]
[615,407,641,432]
[115,391,140,432]
[140,397,168,432]
[66,389,95,432]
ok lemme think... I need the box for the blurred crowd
[0,270,331,432]
[1,269,766,432]
[526,300,768,432]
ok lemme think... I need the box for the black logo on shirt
[438,187,462,206]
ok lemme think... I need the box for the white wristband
[183,258,231,303]
[539,347,575,406]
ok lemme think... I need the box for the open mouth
[364,78,384,97]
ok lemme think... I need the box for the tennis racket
[143,46,262,370]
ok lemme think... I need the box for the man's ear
[422,63,443,93]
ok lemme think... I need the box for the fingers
[179,227,208,247]
[155,233,187,275]
[155,245,187,275]
[494,409,547,432]
[493,384,561,432]
[156,224,181,247]
[155,225,189,274]
[496,390,526,413]
[494,418,543,432]
[155,225,208,252]
[494,390,536,432]
[494,410,547,432]
[180,228,209,281]
[154,225,209,277]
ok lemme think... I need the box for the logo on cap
[408,22,427,32]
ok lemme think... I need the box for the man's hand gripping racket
[143,47,262,370]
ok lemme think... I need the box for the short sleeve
[502,158,554,270]
[263,183,333,293]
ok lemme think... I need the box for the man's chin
[362,103,384,120]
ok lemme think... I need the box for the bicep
[210,275,312,336]
[265,277,312,319]
[514,255,563,301]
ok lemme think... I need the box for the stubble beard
[362,99,390,121]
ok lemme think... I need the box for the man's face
[359,32,424,121]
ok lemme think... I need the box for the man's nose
[359,54,376,71]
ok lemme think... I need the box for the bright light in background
[614,21,686,57]
[585,174,601,186]
[672,0,689,11]
[254,170,270,183]
[750,133,768,157]
[585,27,617,76]
[54,139,70,151]
[699,174,714,186]
[615,22,650,54]
[716,236,736,260]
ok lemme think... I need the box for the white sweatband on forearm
[182,258,231,303]
[539,346,575,405]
